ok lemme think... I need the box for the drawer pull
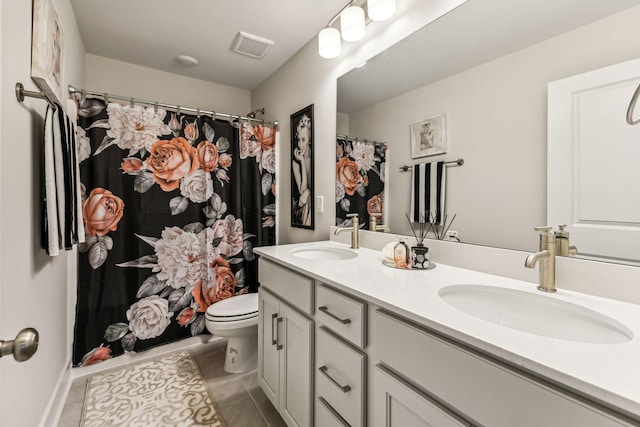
[319,306,351,324]
[319,365,351,393]
[276,317,283,350]
[271,313,278,346]
[318,396,351,427]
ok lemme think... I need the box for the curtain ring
[154,102,159,113]
[80,89,86,103]
[211,111,216,120]
[196,108,201,118]
[177,106,181,116]
[104,93,110,104]
[129,97,135,108]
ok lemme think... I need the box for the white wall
[348,6,640,251]
[0,0,85,425]
[85,54,251,114]
[252,0,468,244]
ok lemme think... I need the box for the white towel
[410,161,446,225]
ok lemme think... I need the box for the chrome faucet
[525,226,556,293]
[369,213,390,232]
[335,213,359,249]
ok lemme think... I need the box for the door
[548,58,640,262]
[258,289,281,408]
[280,302,313,427]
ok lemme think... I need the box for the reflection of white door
[548,58,640,262]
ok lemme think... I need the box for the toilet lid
[206,293,258,319]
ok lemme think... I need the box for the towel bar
[399,158,464,172]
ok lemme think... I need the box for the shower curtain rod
[68,85,278,127]
[337,134,387,145]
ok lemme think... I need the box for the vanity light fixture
[319,27,342,59]
[317,0,396,59]
[367,0,396,21]
[341,5,366,42]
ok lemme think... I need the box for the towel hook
[627,82,640,125]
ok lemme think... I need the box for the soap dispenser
[393,239,409,269]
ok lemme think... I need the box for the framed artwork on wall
[31,0,65,104]
[410,114,447,159]
[290,104,314,229]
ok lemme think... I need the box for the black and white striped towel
[410,161,446,224]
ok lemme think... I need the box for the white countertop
[254,240,640,418]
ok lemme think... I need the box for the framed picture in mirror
[410,114,446,158]
[290,104,314,229]
[31,0,65,104]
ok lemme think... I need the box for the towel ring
[627,83,640,125]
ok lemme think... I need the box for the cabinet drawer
[258,258,313,315]
[316,326,366,427]
[316,284,366,348]
[316,397,350,427]
[374,309,634,427]
[373,365,471,427]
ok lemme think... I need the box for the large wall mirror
[337,0,640,264]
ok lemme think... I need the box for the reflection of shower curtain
[335,137,386,227]
[72,99,276,366]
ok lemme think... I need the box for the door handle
[271,313,278,346]
[319,306,351,324]
[276,317,283,350]
[0,328,39,362]
[319,365,351,392]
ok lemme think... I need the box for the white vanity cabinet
[373,309,636,427]
[258,259,314,427]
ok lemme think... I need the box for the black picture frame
[290,104,314,229]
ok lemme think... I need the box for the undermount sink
[290,247,357,260]
[438,285,633,344]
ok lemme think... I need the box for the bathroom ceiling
[70,0,348,91]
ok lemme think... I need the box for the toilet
[205,293,259,374]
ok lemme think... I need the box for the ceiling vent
[232,31,274,59]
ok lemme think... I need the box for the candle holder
[410,244,429,269]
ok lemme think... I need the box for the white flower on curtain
[106,104,172,156]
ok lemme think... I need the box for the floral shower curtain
[335,137,387,228]
[73,99,276,366]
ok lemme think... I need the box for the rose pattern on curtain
[335,138,386,228]
[73,99,276,366]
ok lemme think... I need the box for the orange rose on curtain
[367,192,384,215]
[336,157,361,196]
[253,124,275,150]
[83,188,125,236]
[147,137,199,191]
[196,141,219,172]
[191,257,237,312]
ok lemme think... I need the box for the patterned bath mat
[81,350,226,427]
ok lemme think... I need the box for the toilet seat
[206,293,258,322]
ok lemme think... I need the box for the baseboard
[39,360,73,427]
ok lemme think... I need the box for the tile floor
[58,339,287,427]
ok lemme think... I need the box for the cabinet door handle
[318,306,351,324]
[319,365,351,393]
[271,313,278,346]
[276,317,283,350]
[318,396,351,427]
